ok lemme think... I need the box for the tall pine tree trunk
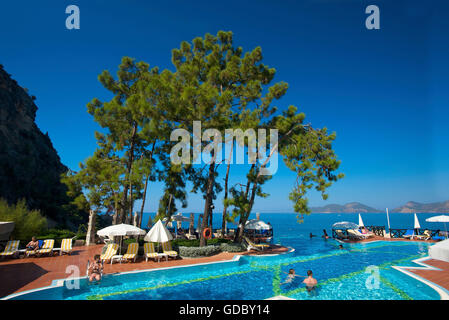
[221,147,232,237]
[200,161,216,246]
[86,210,97,246]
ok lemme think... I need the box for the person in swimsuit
[88,255,103,282]
[303,270,317,292]
[26,237,39,253]
[281,269,306,285]
[322,229,329,239]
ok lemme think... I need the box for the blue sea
[141,212,448,242]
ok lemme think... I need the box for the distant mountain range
[310,202,382,213]
[392,200,449,213]
[311,200,449,213]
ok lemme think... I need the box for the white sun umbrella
[97,223,146,254]
[426,215,449,238]
[386,208,391,237]
[144,219,173,243]
[413,213,421,229]
[358,214,364,228]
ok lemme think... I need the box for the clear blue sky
[1,0,448,213]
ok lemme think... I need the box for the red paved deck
[0,244,288,298]
[405,259,449,291]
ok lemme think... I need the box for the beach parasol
[413,213,421,229]
[426,215,449,238]
[97,223,146,254]
[144,219,173,243]
[386,208,391,235]
[358,214,364,227]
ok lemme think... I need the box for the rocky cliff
[0,65,84,227]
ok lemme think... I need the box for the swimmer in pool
[281,269,306,284]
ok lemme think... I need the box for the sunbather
[26,237,39,253]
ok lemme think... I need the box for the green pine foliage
[73,31,343,245]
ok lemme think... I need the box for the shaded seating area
[243,236,270,252]
[243,219,273,243]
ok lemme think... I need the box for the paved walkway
[406,259,449,291]
[0,244,288,298]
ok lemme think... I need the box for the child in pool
[281,269,306,284]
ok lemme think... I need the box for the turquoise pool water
[9,240,442,300]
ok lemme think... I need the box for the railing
[332,226,385,239]
[388,228,441,238]
[365,226,386,237]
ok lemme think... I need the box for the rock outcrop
[0,65,83,227]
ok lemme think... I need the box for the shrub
[220,242,245,252]
[0,198,47,240]
[173,238,230,248]
[178,245,221,257]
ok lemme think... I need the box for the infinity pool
[7,240,443,300]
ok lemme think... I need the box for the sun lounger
[144,242,159,262]
[415,230,432,241]
[35,239,55,256]
[58,238,73,255]
[403,229,415,239]
[335,229,349,240]
[161,241,178,259]
[347,229,365,240]
[122,243,139,262]
[432,232,446,241]
[100,243,119,263]
[243,236,270,251]
[0,240,20,258]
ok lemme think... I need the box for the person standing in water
[303,270,318,292]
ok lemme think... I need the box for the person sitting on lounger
[303,270,317,292]
[281,268,305,285]
[26,237,39,253]
[88,255,103,282]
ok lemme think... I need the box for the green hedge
[178,245,221,257]
[172,238,230,248]
[219,242,245,252]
